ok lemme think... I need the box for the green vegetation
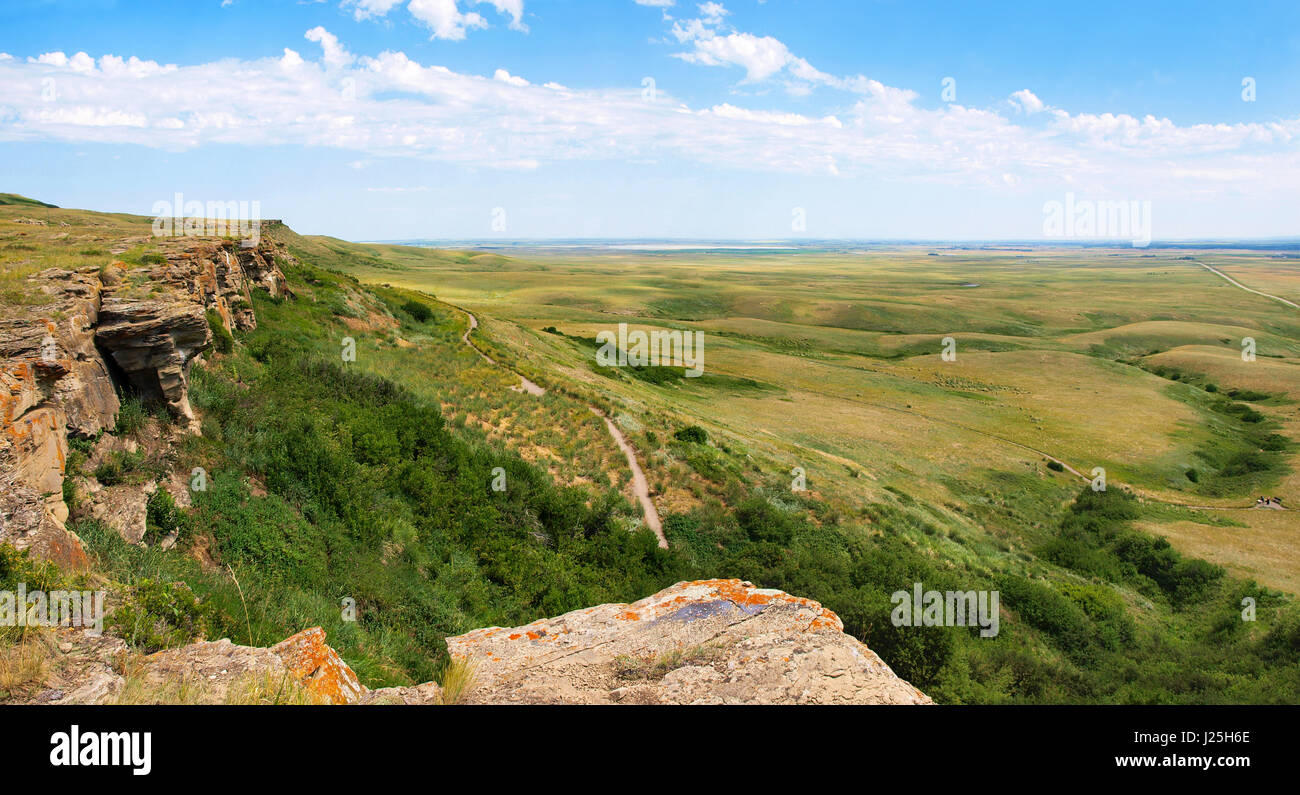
[93,449,147,486]
[673,425,708,444]
[114,395,150,436]
[5,202,1298,705]
[400,298,433,323]
[144,489,189,547]
[207,310,234,354]
[106,578,215,653]
[0,193,57,208]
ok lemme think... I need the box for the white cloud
[279,48,305,69]
[493,68,529,86]
[306,27,355,69]
[669,4,843,91]
[679,31,793,82]
[634,0,675,7]
[479,0,527,31]
[1010,89,1046,114]
[344,0,527,39]
[1,30,1296,202]
[344,0,404,20]
[698,2,727,24]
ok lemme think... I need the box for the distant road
[1197,262,1300,309]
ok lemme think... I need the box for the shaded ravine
[456,306,667,547]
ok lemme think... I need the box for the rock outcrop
[32,627,364,705]
[19,580,930,705]
[446,579,931,705]
[0,237,288,563]
[95,241,287,422]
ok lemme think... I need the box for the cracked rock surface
[447,578,932,705]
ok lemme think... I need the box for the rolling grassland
[330,244,1300,593]
[7,202,1298,702]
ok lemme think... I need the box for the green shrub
[401,299,433,323]
[207,310,234,355]
[0,544,63,592]
[106,579,214,653]
[93,449,147,486]
[114,395,149,436]
[1220,451,1272,476]
[995,575,1091,654]
[674,425,708,444]
[144,489,189,547]
[1046,460,1065,472]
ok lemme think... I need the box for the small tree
[402,300,433,323]
[674,426,708,444]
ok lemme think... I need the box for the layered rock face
[0,238,287,566]
[30,580,929,705]
[447,579,932,705]
[95,241,287,422]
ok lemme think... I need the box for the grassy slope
[4,210,1299,703]
[0,193,58,208]
[303,235,1300,702]
[323,242,1300,588]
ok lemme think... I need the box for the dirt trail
[456,305,665,546]
[593,408,667,548]
[1197,261,1300,309]
[462,310,545,395]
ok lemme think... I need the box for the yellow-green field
[332,244,1300,592]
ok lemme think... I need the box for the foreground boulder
[446,579,932,705]
[16,581,929,705]
[33,627,365,705]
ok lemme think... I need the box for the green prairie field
[334,244,1300,593]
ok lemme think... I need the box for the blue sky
[1,0,1297,240]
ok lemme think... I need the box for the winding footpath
[461,310,544,396]
[592,408,666,547]
[457,307,667,548]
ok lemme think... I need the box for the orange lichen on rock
[270,627,364,705]
[441,579,931,705]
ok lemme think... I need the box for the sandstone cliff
[0,237,289,567]
[21,580,930,705]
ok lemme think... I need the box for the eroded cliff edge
[0,236,288,567]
